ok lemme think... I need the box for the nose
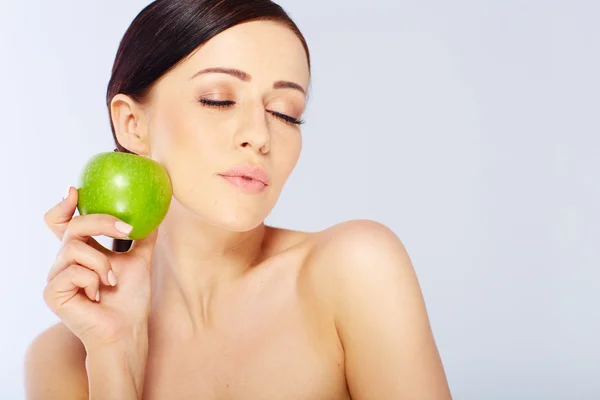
[233,105,271,155]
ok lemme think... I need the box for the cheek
[273,133,302,183]
[149,108,220,191]
[150,105,212,160]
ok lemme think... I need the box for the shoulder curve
[309,218,407,262]
[305,221,451,399]
[24,322,88,399]
[301,218,413,295]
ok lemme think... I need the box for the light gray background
[1,1,598,399]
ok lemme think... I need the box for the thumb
[129,227,159,264]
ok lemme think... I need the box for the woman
[25,0,452,398]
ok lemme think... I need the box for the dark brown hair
[106,0,310,252]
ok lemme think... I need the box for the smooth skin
[25,21,452,400]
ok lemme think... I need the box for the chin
[176,199,269,233]
[169,180,277,232]
[210,210,266,232]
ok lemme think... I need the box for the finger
[48,240,115,287]
[129,228,159,264]
[44,265,101,312]
[43,186,78,240]
[44,187,106,253]
[61,214,133,248]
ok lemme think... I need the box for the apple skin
[76,152,172,240]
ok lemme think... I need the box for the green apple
[76,151,172,240]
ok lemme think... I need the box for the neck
[149,198,268,334]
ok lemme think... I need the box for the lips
[218,163,270,195]
[219,164,270,186]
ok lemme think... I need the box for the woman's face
[134,21,309,232]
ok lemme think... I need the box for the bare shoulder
[303,218,413,280]
[265,219,409,276]
[300,219,452,398]
[24,322,88,399]
[297,218,416,314]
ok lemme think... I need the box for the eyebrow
[190,67,306,96]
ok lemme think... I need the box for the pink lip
[218,164,270,194]
[220,175,267,194]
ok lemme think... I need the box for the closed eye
[198,98,235,108]
[268,111,305,126]
[197,98,304,126]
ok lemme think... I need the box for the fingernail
[63,186,71,201]
[115,221,133,235]
[95,290,100,302]
[108,270,117,286]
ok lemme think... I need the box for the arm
[24,323,88,400]
[314,220,452,399]
[24,322,148,400]
[84,330,149,400]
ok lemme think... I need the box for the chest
[142,295,348,399]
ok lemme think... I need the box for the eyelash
[197,98,305,126]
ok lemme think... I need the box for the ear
[110,94,151,156]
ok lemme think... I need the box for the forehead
[173,20,309,88]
